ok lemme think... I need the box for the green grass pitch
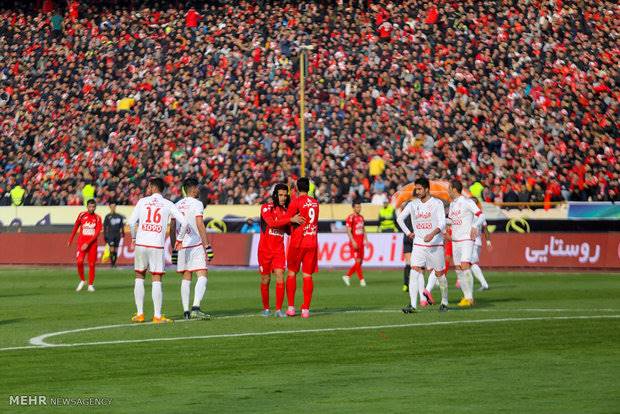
[0,267,619,413]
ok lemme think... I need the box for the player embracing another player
[257,183,305,317]
[285,177,319,319]
[447,180,484,308]
[128,177,188,323]
[397,177,448,313]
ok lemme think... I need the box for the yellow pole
[299,50,306,177]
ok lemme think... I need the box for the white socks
[426,270,437,291]
[134,278,145,315]
[418,272,425,302]
[193,276,208,308]
[437,275,448,305]
[458,269,474,300]
[471,264,489,289]
[408,269,421,308]
[181,279,191,312]
[152,281,163,318]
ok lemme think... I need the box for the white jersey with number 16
[129,193,188,248]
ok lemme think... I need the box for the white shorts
[471,244,482,264]
[452,240,474,265]
[134,245,165,275]
[411,245,445,271]
[177,245,207,273]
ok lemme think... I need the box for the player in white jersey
[128,177,188,323]
[396,177,449,313]
[170,177,213,320]
[470,197,491,291]
[447,180,483,308]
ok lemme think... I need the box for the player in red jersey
[285,177,319,318]
[342,201,368,287]
[67,199,102,292]
[258,183,305,318]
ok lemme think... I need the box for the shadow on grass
[0,318,24,325]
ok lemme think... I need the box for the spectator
[240,218,260,234]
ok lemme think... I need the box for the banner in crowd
[567,202,620,220]
[0,232,617,269]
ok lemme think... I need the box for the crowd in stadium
[0,0,618,207]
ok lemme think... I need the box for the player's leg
[75,249,86,291]
[471,246,489,290]
[418,264,428,307]
[258,254,272,316]
[286,247,300,316]
[300,248,318,318]
[456,242,474,307]
[181,271,192,319]
[355,243,366,286]
[423,269,436,305]
[150,249,170,323]
[403,247,424,313]
[109,239,118,267]
[185,246,209,319]
[343,247,356,286]
[428,246,447,310]
[403,239,412,292]
[272,252,286,317]
[131,246,147,322]
[86,242,97,291]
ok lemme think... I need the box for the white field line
[0,314,613,352]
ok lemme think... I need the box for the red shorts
[445,240,453,256]
[258,250,286,276]
[350,240,364,261]
[287,245,318,275]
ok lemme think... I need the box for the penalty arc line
[0,314,614,352]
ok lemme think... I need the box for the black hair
[352,200,361,207]
[414,177,430,190]
[87,199,96,205]
[297,177,310,193]
[183,177,199,192]
[272,183,290,208]
[149,177,165,192]
[450,180,463,193]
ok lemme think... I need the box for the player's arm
[469,200,483,239]
[483,219,492,248]
[103,215,110,238]
[119,215,126,239]
[396,204,413,239]
[128,202,141,244]
[364,219,369,244]
[170,204,188,249]
[170,217,177,247]
[67,214,81,246]
[345,223,358,249]
[264,206,303,227]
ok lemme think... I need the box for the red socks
[275,282,285,311]
[346,263,356,276]
[355,262,364,280]
[77,261,85,281]
[302,277,314,310]
[286,276,296,307]
[88,263,96,285]
[260,282,270,310]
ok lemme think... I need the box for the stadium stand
[0,0,618,207]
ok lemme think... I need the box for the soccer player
[128,177,187,323]
[258,183,305,317]
[396,177,448,313]
[67,199,102,292]
[397,201,414,292]
[285,177,320,319]
[103,203,125,267]
[447,181,483,308]
[170,177,213,320]
[342,201,368,287]
[470,197,491,291]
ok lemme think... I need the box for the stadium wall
[1,232,618,269]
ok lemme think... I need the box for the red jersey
[345,213,365,242]
[69,211,102,246]
[287,194,319,249]
[258,203,290,254]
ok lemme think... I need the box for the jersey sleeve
[345,215,352,229]
[128,200,141,239]
[434,200,446,232]
[396,203,412,236]
[262,205,292,228]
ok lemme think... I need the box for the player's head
[414,177,430,199]
[449,180,463,199]
[86,199,96,213]
[296,177,310,194]
[272,183,290,208]
[148,177,165,195]
[109,202,116,213]
[182,177,200,197]
[352,201,361,214]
